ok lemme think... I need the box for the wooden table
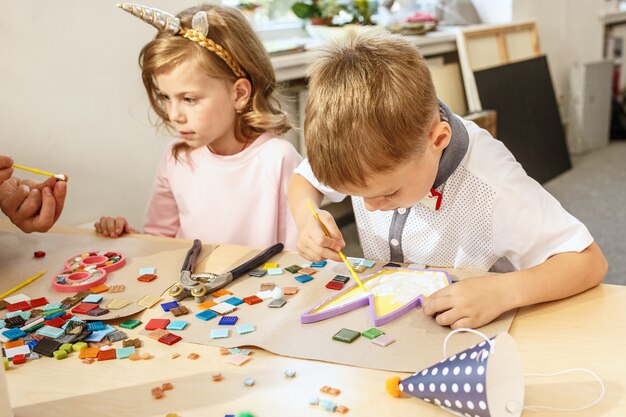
[3,224,625,417]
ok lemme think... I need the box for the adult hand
[0,176,68,233]
[0,154,14,184]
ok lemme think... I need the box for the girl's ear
[232,78,252,112]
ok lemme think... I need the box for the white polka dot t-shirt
[294,104,593,272]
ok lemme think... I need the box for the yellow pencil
[12,164,55,178]
[306,201,367,292]
[0,271,46,300]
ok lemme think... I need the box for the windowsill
[264,26,459,82]
[255,21,307,41]
[601,8,626,25]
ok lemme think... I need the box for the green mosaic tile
[285,265,302,274]
[119,319,142,329]
[332,328,360,343]
[361,328,385,340]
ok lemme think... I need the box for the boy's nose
[363,198,384,211]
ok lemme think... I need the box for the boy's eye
[384,191,398,200]
[183,97,197,104]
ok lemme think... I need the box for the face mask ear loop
[443,328,494,359]
[523,368,605,412]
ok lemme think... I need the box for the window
[223,0,301,26]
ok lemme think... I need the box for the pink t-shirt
[143,133,302,249]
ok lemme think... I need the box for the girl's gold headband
[117,3,247,79]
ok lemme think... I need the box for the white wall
[471,0,513,23]
[0,0,200,228]
[511,0,605,122]
[470,0,606,123]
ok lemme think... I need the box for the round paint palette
[52,251,126,292]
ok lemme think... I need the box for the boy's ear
[232,78,252,112]
[429,121,452,151]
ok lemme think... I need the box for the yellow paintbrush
[12,164,66,181]
[0,271,46,300]
[306,201,367,292]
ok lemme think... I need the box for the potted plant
[237,1,262,12]
[291,0,344,25]
[346,0,375,25]
[387,11,438,35]
[237,1,262,24]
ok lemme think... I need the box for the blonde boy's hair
[139,4,291,158]
[305,30,438,188]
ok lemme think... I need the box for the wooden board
[474,56,571,184]
[430,61,468,116]
[457,21,541,112]
[463,22,540,70]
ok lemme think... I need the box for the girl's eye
[157,93,169,102]
[183,97,197,104]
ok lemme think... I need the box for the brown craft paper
[153,251,516,373]
[0,223,214,320]
[1,222,515,373]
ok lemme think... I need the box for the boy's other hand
[297,209,345,263]
[422,275,512,329]
[94,216,138,238]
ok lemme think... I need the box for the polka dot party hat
[388,330,524,417]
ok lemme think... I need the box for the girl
[95,4,302,249]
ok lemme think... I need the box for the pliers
[168,239,284,303]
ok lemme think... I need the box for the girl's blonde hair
[139,4,291,158]
[305,29,438,189]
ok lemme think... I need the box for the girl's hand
[94,216,138,238]
[421,274,513,329]
[296,209,345,263]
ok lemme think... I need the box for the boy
[288,30,607,329]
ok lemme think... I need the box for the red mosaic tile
[137,274,157,282]
[158,333,182,346]
[97,349,117,361]
[71,303,99,314]
[29,297,49,308]
[243,295,263,305]
[7,301,31,312]
[45,317,66,328]
[144,318,170,331]
[325,281,344,290]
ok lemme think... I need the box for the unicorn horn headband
[117,3,246,79]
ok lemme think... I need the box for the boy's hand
[422,275,512,329]
[297,209,345,263]
[94,216,138,238]
[0,155,14,184]
[0,176,67,233]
